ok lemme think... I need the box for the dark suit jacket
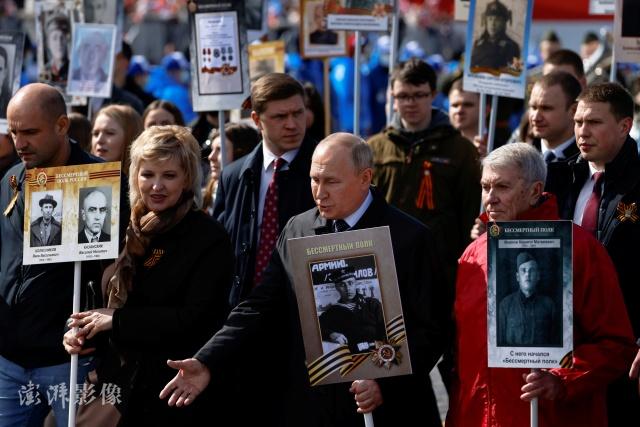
[545,136,640,427]
[197,190,450,427]
[532,137,579,162]
[213,135,317,307]
[29,217,62,247]
[78,230,111,243]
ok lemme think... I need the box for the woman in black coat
[63,125,233,425]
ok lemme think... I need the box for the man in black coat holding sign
[161,133,450,426]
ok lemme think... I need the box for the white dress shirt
[257,145,299,229]
[573,163,603,225]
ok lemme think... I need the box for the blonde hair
[94,104,143,172]
[128,125,203,210]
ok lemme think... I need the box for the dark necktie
[254,158,284,287]
[581,171,604,236]
[333,219,350,233]
[544,151,556,164]
[91,235,98,243]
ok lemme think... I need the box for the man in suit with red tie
[209,73,317,425]
[545,82,640,426]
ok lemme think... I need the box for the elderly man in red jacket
[446,142,636,426]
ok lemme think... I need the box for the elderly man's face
[41,203,54,221]
[481,165,540,221]
[310,143,372,220]
[82,191,107,235]
[335,277,357,302]
[516,259,539,296]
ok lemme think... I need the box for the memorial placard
[287,226,412,386]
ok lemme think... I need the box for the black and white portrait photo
[29,191,63,248]
[497,250,562,347]
[0,43,15,119]
[84,0,118,25]
[309,4,338,45]
[77,186,111,244]
[67,24,116,98]
[312,257,387,355]
[470,0,521,73]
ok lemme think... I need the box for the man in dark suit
[213,73,316,306]
[30,194,62,247]
[528,71,582,163]
[162,133,450,427]
[78,188,111,243]
[209,72,317,425]
[546,82,640,427]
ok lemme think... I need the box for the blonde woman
[64,126,233,425]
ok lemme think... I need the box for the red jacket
[446,195,636,427]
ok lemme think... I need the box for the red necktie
[581,171,604,236]
[254,158,283,287]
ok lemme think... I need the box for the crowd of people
[1,3,640,427]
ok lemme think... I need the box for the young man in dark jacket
[368,58,480,292]
[546,82,640,427]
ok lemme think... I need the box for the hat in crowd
[582,32,600,45]
[39,194,57,208]
[484,0,511,24]
[46,13,70,33]
[162,51,189,72]
[328,266,356,284]
[516,251,536,268]
[128,55,150,77]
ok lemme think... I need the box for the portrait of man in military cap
[30,192,63,247]
[318,265,386,354]
[470,0,522,74]
[497,251,561,347]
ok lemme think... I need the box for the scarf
[106,192,194,308]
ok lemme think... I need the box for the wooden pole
[323,58,331,137]
[353,31,361,136]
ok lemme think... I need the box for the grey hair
[318,132,373,171]
[482,143,547,185]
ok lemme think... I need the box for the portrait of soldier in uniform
[319,267,386,354]
[497,251,560,347]
[470,0,521,74]
[78,188,111,243]
[30,194,62,247]
[309,4,338,45]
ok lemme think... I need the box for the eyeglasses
[393,92,431,103]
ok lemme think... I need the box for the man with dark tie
[161,133,449,427]
[545,82,640,427]
[528,71,582,163]
[78,188,111,243]
[209,72,316,425]
[212,72,316,306]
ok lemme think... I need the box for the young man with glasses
[368,58,480,290]
[367,59,480,418]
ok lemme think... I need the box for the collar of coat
[479,192,560,224]
[236,134,318,180]
[311,186,386,234]
[568,137,640,195]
